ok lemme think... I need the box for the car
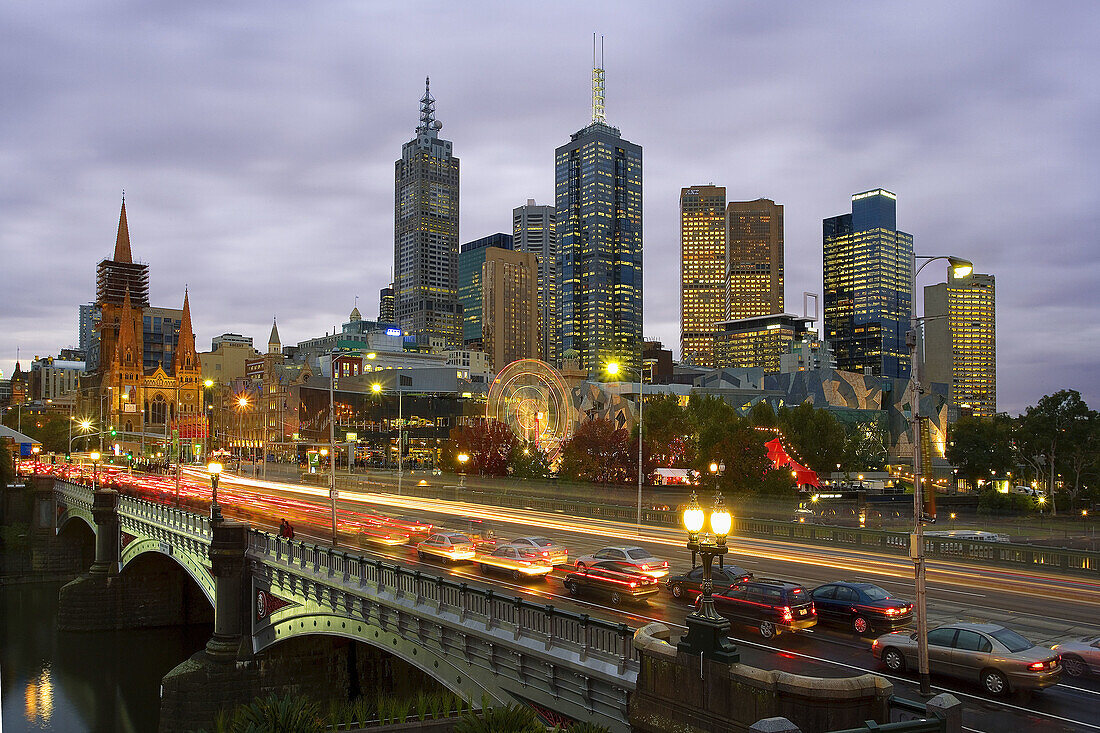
[504,536,569,565]
[707,578,817,638]
[476,544,554,580]
[1051,635,1100,679]
[450,518,499,549]
[872,623,1062,695]
[666,564,753,600]
[574,546,669,578]
[562,560,661,606]
[811,581,913,635]
[416,532,476,563]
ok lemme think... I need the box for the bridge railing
[248,531,637,673]
[53,479,214,541]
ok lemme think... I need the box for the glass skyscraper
[726,198,784,321]
[394,78,462,348]
[458,233,513,346]
[680,185,726,367]
[513,200,558,364]
[823,189,913,379]
[555,120,642,375]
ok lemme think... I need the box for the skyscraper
[726,198,784,320]
[680,185,726,367]
[924,272,996,417]
[379,284,395,324]
[458,234,513,347]
[556,50,643,375]
[823,189,913,379]
[482,248,539,371]
[513,200,558,363]
[394,78,461,349]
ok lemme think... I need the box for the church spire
[268,317,281,354]
[114,193,133,263]
[174,288,199,375]
[115,287,139,368]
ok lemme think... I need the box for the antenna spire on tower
[418,76,437,134]
[592,34,605,124]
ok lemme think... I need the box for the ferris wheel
[486,359,575,462]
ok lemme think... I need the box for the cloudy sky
[2,1,1098,415]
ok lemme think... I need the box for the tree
[1016,390,1093,511]
[945,415,1015,489]
[2,411,69,454]
[1062,412,1099,511]
[638,394,695,468]
[558,418,633,484]
[508,440,550,479]
[842,418,888,472]
[749,400,777,428]
[777,403,845,474]
[445,420,517,477]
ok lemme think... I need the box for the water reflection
[1,582,211,733]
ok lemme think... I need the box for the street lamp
[202,379,214,462]
[908,253,973,696]
[676,490,739,663]
[90,451,101,490]
[606,358,655,533]
[31,445,41,474]
[457,452,469,491]
[371,380,405,488]
[70,418,94,456]
[208,461,223,522]
[236,395,249,471]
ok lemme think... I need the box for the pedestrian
[278,519,289,538]
[285,520,294,540]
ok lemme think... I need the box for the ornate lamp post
[677,490,739,662]
[208,461,223,522]
[31,445,40,474]
[90,451,101,490]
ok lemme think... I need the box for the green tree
[508,440,550,479]
[749,400,777,428]
[842,418,888,473]
[945,415,1015,489]
[638,394,695,468]
[2,411,69,454]
[776,403,845,474]
[1015,390,1093,510]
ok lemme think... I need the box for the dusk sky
[2,2,1097,416]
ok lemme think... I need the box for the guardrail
[392,483,1099,578]
[248,531,638,674]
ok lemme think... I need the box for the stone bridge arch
[120,536,215,605]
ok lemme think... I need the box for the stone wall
[629,623,892,733]
[58,553,213,631]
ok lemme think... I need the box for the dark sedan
[811,581,913,635]
[563,560,661,606]
[666,564,753,600]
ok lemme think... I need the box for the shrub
[453,701,543,733]
[976,490,1033,516]
[225,693,324,733]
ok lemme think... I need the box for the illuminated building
[379,284,395,324]
[513,200,558,363]
[823,189,913,379]
[714,314,814,372]
[556,53,642,375]
[96,198,149,375]
[680,185,726,367]
[726,198,784,320]
[924,272,996,417]
[394,77,462,349]
[458,234,513,347]
[482,248,539,371]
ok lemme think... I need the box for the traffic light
[109,428,117,437]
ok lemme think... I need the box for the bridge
[49,478,637,731]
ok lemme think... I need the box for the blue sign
[385,328,401,337]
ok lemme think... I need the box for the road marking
[932,588,986,597]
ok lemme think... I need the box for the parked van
[1009,485,1039,497]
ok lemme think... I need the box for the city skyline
[1,3,1097,414]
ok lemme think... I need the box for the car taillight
[629,581,637,588]
[885,608,898,616]
[641,564,649,570]
[542,551,549,556]
[872,639,879,649]
[1028,661,1046,671]
[811,603,816,615]
[782,606,793,622]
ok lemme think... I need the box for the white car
[574,546,669,578]
[416,532,476,563]
[504,536,569,565]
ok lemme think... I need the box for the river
[1,581,211,733]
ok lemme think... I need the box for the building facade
[714,314,814,372]
[394,78,462,349]
[726,198,784,320]
[680,185,727,367]
[823,189,913,379]
[29,356,85,401]
[379,285,395,324]
[555,113,642,375]
[458,234,513,347]
[924,272,996,417]
[513,200,558,363]
[482,248,539,371]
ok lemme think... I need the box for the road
[73,464,1100,732]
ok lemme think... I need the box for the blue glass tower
[555,60,642,375]
[823,189,913,379]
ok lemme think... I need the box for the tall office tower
[726,198,784,320]
[556,48,643,375]
[924,272,996,417]
[79,303,101,371]
[482,248,539,371]
[680,185,726,367]
[379,284,395,324]
[394,78,461,348]
[823,189,913,379]
[458,234,514,348]
[513,200,559,363]
[97,197,150,372]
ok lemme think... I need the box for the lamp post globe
[208,461,223,522]
[677,488,739,663]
